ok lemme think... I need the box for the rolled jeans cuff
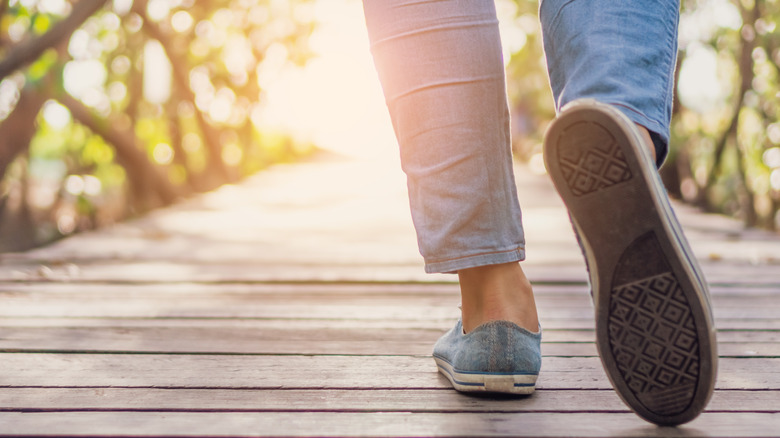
[424,246,526,274]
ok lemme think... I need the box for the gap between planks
[2,411,780,437]
[1,354,779,390]
[1,388,779,413]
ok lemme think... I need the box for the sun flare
[255,0,398,163]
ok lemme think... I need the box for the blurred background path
[3,151,779,285]
[3,153,780,436]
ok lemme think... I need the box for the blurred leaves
[503,0,780,231]
[0,0,317,251]
[668,0,779,229]
[1,0,777,253]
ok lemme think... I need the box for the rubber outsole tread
[543,100,717,426]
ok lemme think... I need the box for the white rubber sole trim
[434,356,538,395]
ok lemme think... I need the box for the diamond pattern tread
[557,121,632,196]
[543,100,717,426]
[609,233,700,417]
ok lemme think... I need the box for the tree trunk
[57,93,179,210]
[133,0,232,189]
[0,88,48,182]
[0,0,109,81]
[0,88,47,252]
[700,1,757,208]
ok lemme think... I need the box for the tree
[0,0,316,251]
[503,0,780,231]
[668,0,779,229]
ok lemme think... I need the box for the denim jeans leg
[539,0,681,166]
[362,0,525,273]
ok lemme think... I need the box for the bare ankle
[636,124,656,163]
[458,262,539,333]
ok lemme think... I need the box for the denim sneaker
[543,99,718,426]
[432,319,541,395]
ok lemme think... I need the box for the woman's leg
[362,0,537,333]
[540,0,716,425]
[540,0,680,166]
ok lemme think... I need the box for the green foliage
[668,0,780,228]
[502,0,555,161]
[27,49,58,82]
[503,0,780,230]
[0,0,318,250]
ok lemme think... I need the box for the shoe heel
[603,231,704,420]
[551,115,634,198]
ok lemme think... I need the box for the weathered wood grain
[2,259,780,285]
[2,411,780,437]
[0,354,776,390]
[2,290,779,320]
[0,326,778,357]
[0,281,778,298]
[0,158,778,437]
[1,388,777,413]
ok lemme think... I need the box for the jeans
[363,0,680,274]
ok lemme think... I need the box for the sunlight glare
[677,42,727,113]
[496,0,528,65]
[171,10,194,33]
[111,55,132,75]
[679,0,741,46]
[256,0,541,163]
[223,34,254,78]
[255,0,397,162]
[0,76,21,121]
[68,29,92,59]
[38,0,68,15]
[107,81,128,102]
[764,147,780,169]
[63,59,106,99]
[112,0,132,15]
[771,169,780,191]
[147,0,173,22]
[143,40,172,104]
[42,100,71,129]
[83,175,103,196]
[64,175,85,196]
[769,124,780,145]
[208,88,235,123]
[153,143,174,165]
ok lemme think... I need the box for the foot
[543,99,717,426]
[457,262,539,334]
[636,124,656,164]
[433,319,541,394]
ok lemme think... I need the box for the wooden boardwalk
[2,154,780,437]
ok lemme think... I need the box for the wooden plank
[0,282,776,308]
[1,388,778,413]
[1,411,779,437]
[2,287,780,319]
[0,281,778,298]
[0,326,778,357]
[3,315,780,330]
[0,282,472,296]
[2,318,779,343]
[3,300,780,321]
[0,354,777,390]
[1,259,780,285]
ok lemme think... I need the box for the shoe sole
[433,356,537,395]
[543,100,717,426]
